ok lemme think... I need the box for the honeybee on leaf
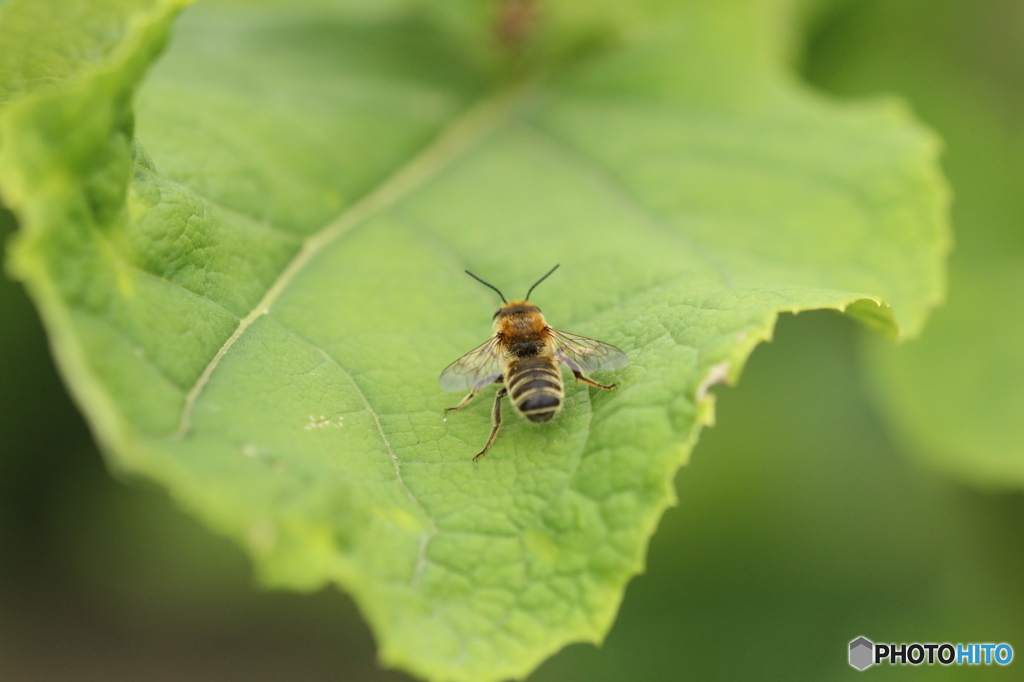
[440,265,628,460]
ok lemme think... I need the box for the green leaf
[0,1,948,680]
[807,0,1024,489]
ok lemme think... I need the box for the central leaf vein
[172,83,534,439]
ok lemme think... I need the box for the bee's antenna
[525,264,560,300]
[465,270,507,303]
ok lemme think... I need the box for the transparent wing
[550,329,629,374]
[439,336,504,392]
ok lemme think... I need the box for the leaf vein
[173,84,533,440]
[311,345,438,586]
[274,322,439,586]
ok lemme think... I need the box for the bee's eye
[493,310,501,319]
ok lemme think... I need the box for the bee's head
[493,300,541,320]
[492,299,544,334]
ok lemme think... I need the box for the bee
[440,265,628,460]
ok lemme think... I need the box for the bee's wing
[439,336,505,392]
[550,329,629,374]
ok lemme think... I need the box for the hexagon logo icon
[849,636,874,670]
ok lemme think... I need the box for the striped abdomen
[507,355,563,423]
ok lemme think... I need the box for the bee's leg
[445,389,479,414]
[445,376,503,414]
[473,387,507,461]
[573,370,617,391]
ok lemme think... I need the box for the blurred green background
[2,0,1022,679]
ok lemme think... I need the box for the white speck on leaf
[304,414,343,430]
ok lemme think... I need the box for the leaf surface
[0,0,949,679]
